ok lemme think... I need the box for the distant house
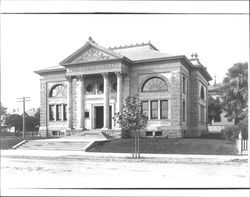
[208,82,234,132]
[8,108,36,117]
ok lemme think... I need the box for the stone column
[102,73,110,130]
[66,76,73,129]
[78,75,85,130]
[115,72,123,129]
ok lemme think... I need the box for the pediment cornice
[60,41,128,66]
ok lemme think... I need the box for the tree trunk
[134,130,137,158]
[138,130,140,158]
[234,117,240,125]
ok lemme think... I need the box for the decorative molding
[65,75,74,82]
[115,71,123,78]
[67,63,120,73]
[101,72,109,79]
[72,48,113,63]
[76,75,85,81]
[139,92,171,100]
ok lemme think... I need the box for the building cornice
[34,67,66,75]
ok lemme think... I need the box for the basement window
[85,112,89,118]
[146,131,153,137]
[155,131,163,137]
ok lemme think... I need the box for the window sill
[148,119,170,121]
[49,120,67,122]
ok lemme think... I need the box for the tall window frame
[150,100,158,119]
[160,100,168,119]
[142,101,149,118]
[182,75,187,94]
[63,104,67,121]
[56,105,62,121]
[49,105,55,121]
[200,104,206,122]
[183,100,186,122]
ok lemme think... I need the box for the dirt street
[1,153,249,196]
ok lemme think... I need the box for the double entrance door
[94,106,112,129]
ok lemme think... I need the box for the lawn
[0,136,57,150]
[87,138,236,155]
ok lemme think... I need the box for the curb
[11,140,27,149]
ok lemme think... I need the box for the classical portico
[65,70,124,132]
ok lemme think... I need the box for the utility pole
[17,97,30,138]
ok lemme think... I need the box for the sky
[1,1,249,112]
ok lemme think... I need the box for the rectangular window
[56,105,62,121]
[146,131,153,137]
[203,106,206,122]
[63,104,67,121]
[183,76,186,94]
[85,112,89,118]
[200,105,205,122]
[155,131,163,136]
[49,105,55,121]
[183,100,186,121]
[151,100,158,119]
[142,101,149,117]
[160,100,168,119]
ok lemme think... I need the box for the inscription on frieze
[72,48,113,63]
[68,63,120,73]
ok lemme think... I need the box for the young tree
[221,62,248,124]
[208,95,223,125]
[115,94,148,158]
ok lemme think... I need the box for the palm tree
[222,62,248,124]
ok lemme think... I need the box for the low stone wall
[102,129,122,139]
[38,127,66,137]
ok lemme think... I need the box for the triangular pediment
[71,47,114,64]
[60,41,123,65]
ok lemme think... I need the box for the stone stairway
[15,130,108,151]
[17,140,90,151]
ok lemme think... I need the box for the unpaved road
[1,154,249,196]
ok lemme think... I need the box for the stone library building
[35,37,212,138]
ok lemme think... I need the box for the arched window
[142,77,168,92]
[200,86,205,99]
[50,85,66,97]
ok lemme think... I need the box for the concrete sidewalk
[1,149,248,164]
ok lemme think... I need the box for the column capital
[65,75,73,82]
[115,71,123,78]
[76,75,85,81]
[101,72,109,78]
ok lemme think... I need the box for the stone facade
[35,38,212,138]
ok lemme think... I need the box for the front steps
[15,129,108,151]
[16,140,90,151]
